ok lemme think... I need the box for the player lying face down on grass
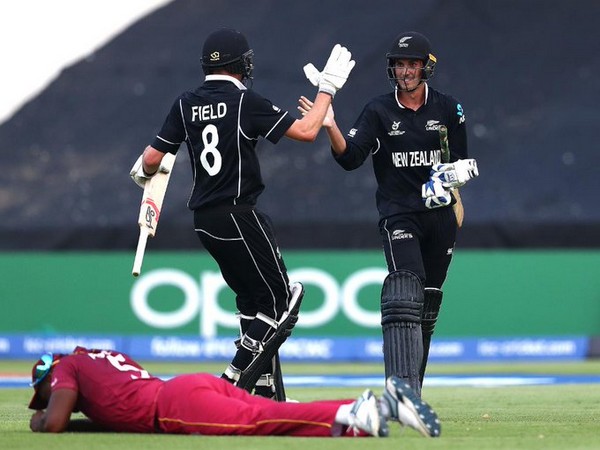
[28,346,440,437]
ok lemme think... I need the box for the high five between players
[129,28,355,400]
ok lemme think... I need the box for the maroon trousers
[155,374,360,437]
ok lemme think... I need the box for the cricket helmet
[28,352,62,410]
[386,31,437,85]
[202,28,254,80]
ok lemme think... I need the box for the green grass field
[1,360,599,450]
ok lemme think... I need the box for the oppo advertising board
[130,266,386,338]
[0,251,388,337]
[0,251,597,360]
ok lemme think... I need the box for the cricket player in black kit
[130,28,355,400]
[301,31,478,396]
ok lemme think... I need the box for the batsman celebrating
[300,31,478,396]
[130,28,355,400]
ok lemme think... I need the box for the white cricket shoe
[381,376,441,438]
[349,389,389,437]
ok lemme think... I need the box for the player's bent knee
[381,270,424,325]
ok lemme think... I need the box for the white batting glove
[302,44,355,97]
[431,158,479,188]
[129,154,170,188]
[422,178,452,209]
[303,63,321,87]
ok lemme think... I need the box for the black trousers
[194,205,291,326]
[380,206,458,289]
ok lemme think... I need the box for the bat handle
[132,228,149,277]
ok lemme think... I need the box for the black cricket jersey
[151,75,295,210]
[335,84,468,219]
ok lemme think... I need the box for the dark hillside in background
[1,0,599,250]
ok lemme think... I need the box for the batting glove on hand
[129,154,170,188]
[422,178,453,209]
[431,158,479,188]
[303,63,321,87]
[302,44,355,97]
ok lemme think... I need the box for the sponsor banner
[430,336,589,361]
[0,334,588,362]
[0,335,123,358]
[1,251,600,339]
[2,251,600,339]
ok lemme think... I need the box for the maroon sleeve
[56,350,163,432]
[50,357,79,393]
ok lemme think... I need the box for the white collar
[205,74,247,90]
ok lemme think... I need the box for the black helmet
[386,31,436,86]
[201,28,254,80]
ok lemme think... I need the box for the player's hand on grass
[303,44,355,97]
[30,410,44,432]
[297,96,335,128]
[431,158,479,188]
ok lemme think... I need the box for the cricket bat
[438,125,464,228]
[132,152,177,277]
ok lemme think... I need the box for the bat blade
[439,124,450,163]
[438,125,464,228]
[132,152,177,277]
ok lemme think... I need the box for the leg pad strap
[237,282,304,393]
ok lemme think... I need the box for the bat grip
[132,228,149,277]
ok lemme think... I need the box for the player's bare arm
[324,118,347,156]
[142,145,166,175]
[30,388,77,432]
[297,95,347,156]
[285,92,333,142]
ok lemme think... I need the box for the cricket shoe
[381,376,441,437]
[349,389,389,437]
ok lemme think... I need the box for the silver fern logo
[398,36,413,48]
[392,229,413,240]
[426,120,440,131]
